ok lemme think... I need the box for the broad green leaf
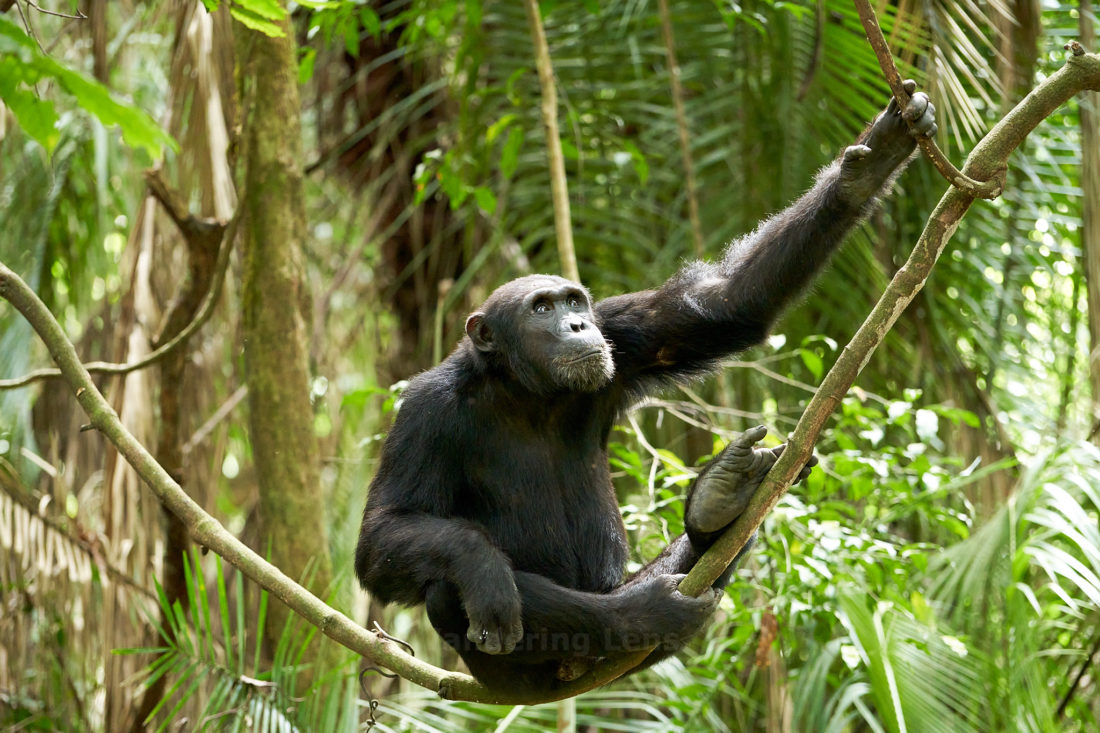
[500,127,524,180]
[0,15,174,157]
[800,348,824,381]
[0,64,59,151]
[474,186,497,215]
[229,5,287,37]
[359,6,381,38]
[236,0,286,21]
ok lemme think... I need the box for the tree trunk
[235,5,334,655]
[1082,1,1100,441]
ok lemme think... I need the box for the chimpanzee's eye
[567,295,582,308]
[533,300,552,314]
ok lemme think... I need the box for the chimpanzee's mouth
[564,350,602,364]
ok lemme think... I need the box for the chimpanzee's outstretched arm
[596,84,936,394]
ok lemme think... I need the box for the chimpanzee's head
[464,275,614,394]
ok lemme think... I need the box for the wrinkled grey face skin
[550,336,615,392]
[466,274,616,395]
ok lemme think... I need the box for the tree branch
[22,0,86,20]
[679,46,1100,598]
[853,0,1006,200]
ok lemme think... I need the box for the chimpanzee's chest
[459,421,628,592]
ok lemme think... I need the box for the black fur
[355,89,935,693]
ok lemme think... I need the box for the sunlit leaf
[0,15,175,157]
[230,5,287,37]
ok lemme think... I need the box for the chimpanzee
[356,83,936,693]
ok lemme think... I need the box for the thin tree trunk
[318,6,462,377]
[234,4,334,659]
[657,0,704,258]
[1082,1,1100,441]
[88,0,108,85]
[524,0,579,282]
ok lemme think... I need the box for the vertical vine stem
[523,0,580,282]
[853,0,1005,199]
[658,0,705,258]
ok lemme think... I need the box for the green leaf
[0,15,175,158]
[229,6,287,37]
[559,137,579,160]
[344,12,359,56]
[0,63,59,151]
[439,166,468,208]
[474,186,497,214]
[235,0,286,21]
[360,6,381,38]
[298,46,317,85]
[655,448,686,471]
[486,113,517,144]
[500,126,524,180]
[505,68,527,105]
[466,0,483,28]
[800,348,824,381]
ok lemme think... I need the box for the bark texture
[235,8,333,648]
[1082,2,1100,438]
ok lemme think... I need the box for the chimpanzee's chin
[555,345,615,392]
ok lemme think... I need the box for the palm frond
[837,591,985,733]
[117,551,358,732]
[926,442,1100,729]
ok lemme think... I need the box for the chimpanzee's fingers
[902,92,928,122]
[843,144,872,163]
[885,80,924,124]
[769,444,819,480]
[734,425,768,449]
[885,81,915,116]
[904,92,937,138]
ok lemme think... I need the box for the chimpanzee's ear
[465,313,494,352]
